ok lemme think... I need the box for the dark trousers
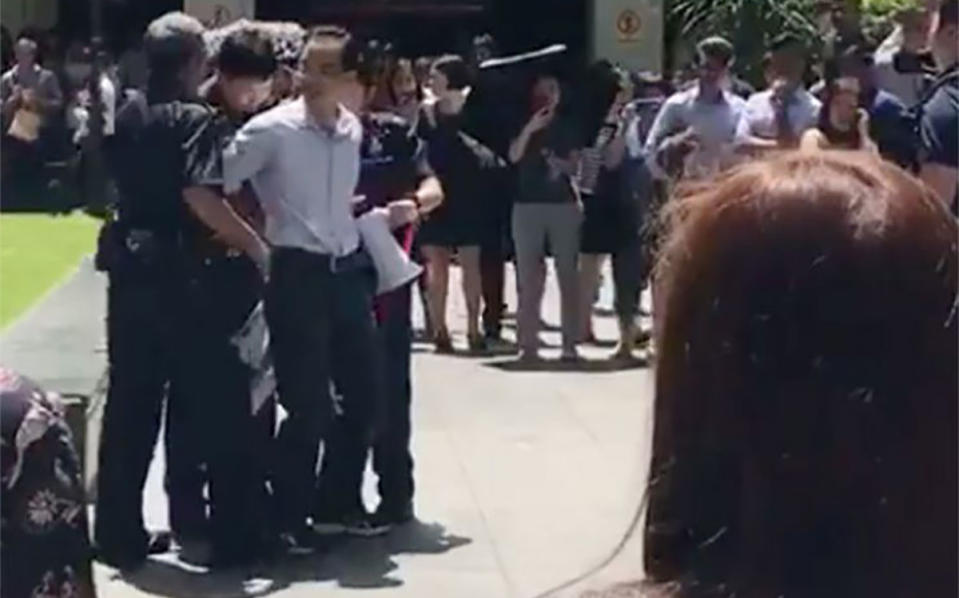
[316,284,415,516]
[610,234,645,323]
[162,259,266,557]
[95,260,263,563]
[480,245,505,337]
[265,247,380,531]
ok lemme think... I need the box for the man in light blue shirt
[223,25,386,551]
[736,34,822,153]
[644,37,746,180]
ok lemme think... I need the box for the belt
[273,246,371,274]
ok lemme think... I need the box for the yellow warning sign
[616,8,642,42]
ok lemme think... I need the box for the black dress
[580,122,630,255]
[416,104,503,248]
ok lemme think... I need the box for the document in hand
[230,301,276,414]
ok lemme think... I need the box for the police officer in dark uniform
[918,1,959,212]
[162,27,278,566]
[313,43,443,535]
[94,12,270,570]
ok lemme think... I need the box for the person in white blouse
[644,36,746,181]
[736,34,822,153]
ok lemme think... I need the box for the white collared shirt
[736,87,822,144]
[644,85,746,179]
[224,97,363,257]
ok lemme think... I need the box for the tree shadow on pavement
[113,520,471,596]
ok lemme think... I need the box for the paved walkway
[93,263,654,598]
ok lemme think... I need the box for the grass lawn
[0,212,101,329]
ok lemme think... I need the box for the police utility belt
[95,221,243,274]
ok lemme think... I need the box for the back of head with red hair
[643,151,958,597]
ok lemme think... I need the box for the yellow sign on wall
[591,0,663,72]
[616,8,642,43]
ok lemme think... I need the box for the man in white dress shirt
[223,26,388,551]
[736,34,822,153]
[644,36,746,180]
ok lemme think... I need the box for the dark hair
[696,36,734,67]
[645,152,958,596]
[817,75,862,149]
[633,70,674,97]
[216,29,276,80]
[770,32,806,55]
[387,57,421,105]
[302,25,362,74]
[471,33,498,65]
[941,0,958,27]
[431,54,470,91]
[143,12,206,98]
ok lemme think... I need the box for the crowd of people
[1,1,957,597]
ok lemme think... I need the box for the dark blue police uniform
[94,89,264,568]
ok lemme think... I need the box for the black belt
[273,246,371,274]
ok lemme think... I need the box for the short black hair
[302,25,362,73]
[696,36,735,66]
[770,32,807,55]
[217,29,276,80]
[941,1,958,27]
[144,12,206,92]
[432,54,470,90]
[356,38,389,88]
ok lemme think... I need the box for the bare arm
[799,128,828,151]
[183,186,270,273]
[414,174,444,214]
[736,134,781,153]
[509,123,535,164]
[509,108,552,164]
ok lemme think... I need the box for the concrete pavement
[90,261,654,598]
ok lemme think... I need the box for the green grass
[0,212,101,329]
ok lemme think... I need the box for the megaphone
[356,209,423,295]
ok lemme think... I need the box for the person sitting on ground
[629,151,957,597]
[800,75,878,153]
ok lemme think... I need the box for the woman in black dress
[417,55,500,352]
[577,65,636,348]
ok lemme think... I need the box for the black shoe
[277,528,317,556]
[434,331,454,354]
[468,334,488,354]
[147,530,173,554]
[175,537,213,567]
[313,512,391,538]
[96,530,171,570]
[371,502,415,528]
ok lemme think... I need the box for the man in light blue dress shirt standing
[223,26,382,552]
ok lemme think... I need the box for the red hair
[644,151,958,596]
